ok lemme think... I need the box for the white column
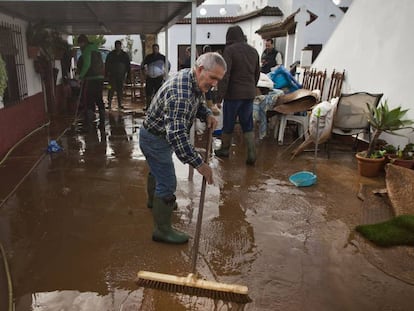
[189,0,197,181]
[293,6,310,65]
[190,0,197,67]
[285,32,295,67]
[164,28,169,80]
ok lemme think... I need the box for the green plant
[73,34,106,47]
[26,21,51,47]
[26,22,70,60]
[394,143,414,160]
[369,149,386,159]
[383,143,397,155]
[0,54,8,98]
[364,100,414,158]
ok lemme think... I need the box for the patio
[0,94,413,310]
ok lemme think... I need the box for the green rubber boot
[244,131,256,165]
[147,173,177,210]
[146,173,156,209]
[152,195,189,244]
[215,133,231,158]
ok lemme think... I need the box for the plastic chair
[326,92,384,157]
[273,69,325,145]
[271,90,319,144]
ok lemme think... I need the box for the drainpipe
[188,0,197,181]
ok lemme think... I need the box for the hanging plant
[26,21,69,60]
[0,54,8,98]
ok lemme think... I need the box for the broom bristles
[136,271,251,304]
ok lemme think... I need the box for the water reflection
[107,112,134,161]
[205,181,257,277]
[25,289,143,310]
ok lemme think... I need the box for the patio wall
[312,0,414,146]
[0,92,47,157]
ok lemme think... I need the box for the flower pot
[355,152,386,177]
[390,158,414,169]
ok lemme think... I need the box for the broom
[136,128,251,304]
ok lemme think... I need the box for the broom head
[136,271,251,304]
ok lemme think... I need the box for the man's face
[153,46,159,54]
[115,43,122,52]
[265,40,272,50]
[195,64,225,93]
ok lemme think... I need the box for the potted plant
[355,100,414,177]
[0,54,8,106]
[26,21,51,58]
[388,143,414,169]
[26,22,67,60]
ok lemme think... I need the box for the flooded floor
[0,100,413,310]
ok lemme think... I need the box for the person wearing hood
[216,25,260,165]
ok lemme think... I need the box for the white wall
[161,23,228,73]
[301,1,347,46]
[313,0,414,145]
[0,13,43,99]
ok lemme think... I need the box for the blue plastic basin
[289,171,317,187]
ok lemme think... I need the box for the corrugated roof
[0,0,204,35]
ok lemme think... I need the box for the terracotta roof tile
[177,6,283,24]
[256,8,318,39]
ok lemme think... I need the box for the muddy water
[0,112,413,310]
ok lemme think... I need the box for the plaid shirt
[144,68,212,168]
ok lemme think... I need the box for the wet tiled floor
[0,96,413,310]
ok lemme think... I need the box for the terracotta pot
[355,152,386,177]
[390,158,414,169]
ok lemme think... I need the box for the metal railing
[0,21,28,107]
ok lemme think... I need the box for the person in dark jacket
[105,40,130,110]
[141,44,170,110]
[215,25,260,165]
[77,34,105,132]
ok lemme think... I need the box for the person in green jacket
[77,34,105,132]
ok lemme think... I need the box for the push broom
[136,128,251,304]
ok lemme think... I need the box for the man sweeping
[139,52,227,244]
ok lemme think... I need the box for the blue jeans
[222,99,254,134]
[139,128,177,198]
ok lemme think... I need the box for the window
[0,22,27,107]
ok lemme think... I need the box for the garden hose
[0,242,14,311]
[0,120,50,167]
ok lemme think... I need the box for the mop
[289,108,321,187]
[136,128,251,303]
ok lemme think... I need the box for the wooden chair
[302,68,314,89]
[125,68,146,103]
[326,69,345,101]
[309,69,326,96]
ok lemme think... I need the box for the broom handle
[191,127,213,274]
[312,110,321,174]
